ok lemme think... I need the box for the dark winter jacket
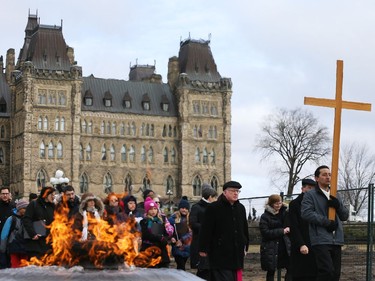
[301,187,349,246]
[199,194,249,270]
[0,212,27,255]
[288,192,317,278]
[168,212,192,258]
[259,204,290,271]
[0,200,16,233]
[189,198,209,269]
[140,216,170,267]
[23,198,55,257]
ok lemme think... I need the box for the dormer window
[103,90,113,107]
[161,94,170,112]
[123,91,132,109]
[83,89,93,106]
[142,93,151,111]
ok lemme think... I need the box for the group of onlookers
[259,165,349,281]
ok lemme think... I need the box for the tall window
[48,141,54,159]
[36,170,47,191]
[39,142,46,158]
[195,148,200,163]
[120,123,125,136]
[129,145,135,162]
[163,147,168,163]
[112,122,116,135]
[79,173,89,193]
[110,144,115,161]
[141,146,146,163]
[101,121,105,134]
[166,175,174,194]
[38,117,43,130]
[88,121,93,134]
[171,147,176,164]
[124,174,132,193]
[0,148,4,164]
[121,145,127,162]
[193,176,202,196]
[106,122,111,135]
[0,126,5,139]
[60,117,65,131]
[101,144,107,160]
[79,144,83,160]
[43,117,48,130]
[211,176,219,191]
[131,122,136,136]
[203,148,208,164]
[57,142,63,159]
[148,146,154,163]
[55,117,60,131]
[86,144,92,161]
[103,173,113,194]
[81,120,87,133]
[211,149,216,164]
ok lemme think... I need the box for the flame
[21,196,162,268]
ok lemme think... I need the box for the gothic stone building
[0,13,232,202]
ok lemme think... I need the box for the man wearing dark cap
[288,178,317,281]
[199,181,249,281]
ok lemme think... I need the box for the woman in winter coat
[259,194,291,281]
[23,187,56,259]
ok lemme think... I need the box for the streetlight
[166,189,173,214]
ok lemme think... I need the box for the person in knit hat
[23,186,56,259]
[0,200,29,268]
[140,197,172,268]
[168,197,192,270]
[189,184,218,279]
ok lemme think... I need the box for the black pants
[210,269,236,281]
[312,244,341,281]
[174,255,188,270]
[266,269,292,281]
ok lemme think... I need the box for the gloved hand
[326,220,338,232]
[327,195,340,210]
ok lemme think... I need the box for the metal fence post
[366,183,374,281]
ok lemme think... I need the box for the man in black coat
[289,178,317,281]
[189,184,218,280]
[199,181,249,281]
[0,187,15,268]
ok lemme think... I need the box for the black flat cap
[302,178,316,186]
[223,181,242,190]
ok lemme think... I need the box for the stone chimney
[167,56,179,88]
[6,49,15,84]
[67,46,75,65]
[0,56,3,74]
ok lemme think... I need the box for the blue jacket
[301,187,349,246]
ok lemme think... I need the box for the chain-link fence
[240,183,375,281]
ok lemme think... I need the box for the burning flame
[22,196,162,268]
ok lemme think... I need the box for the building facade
[0,13,232,202]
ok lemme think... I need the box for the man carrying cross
[301,165,349,281]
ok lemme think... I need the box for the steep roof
[178,39,221,82]
[17,15,72,71]
[81,76,177,117]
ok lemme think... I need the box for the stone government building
[0,12,232,202]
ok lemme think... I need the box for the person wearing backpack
[0,200,29,268]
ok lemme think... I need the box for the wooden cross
[304,60,372,220]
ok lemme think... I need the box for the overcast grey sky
[1,1,374,199]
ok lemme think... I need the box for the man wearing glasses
[0,187,15,268]
[199,181,249,281]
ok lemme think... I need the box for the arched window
[163,147,168,163]
[166,175,174,194]
[79,173,89,193]
[38,117,43,130]
[193,125,197,138]
[43,117,48,130]
[203,148,208,164]
[211,149,216,164]
[141,123,145,136]
[106,122,111,135]
[168,125,172,137]
[101,121,105,134]
[81,120,87,133]
[57,142,63,158]
[55,117,60,131]
[87,121,93,134]
[0,126,5,139]
[162,125,167,137]
[198,125,202,138]
[48,141,54,159]
[211,176,219,191]
[79,144,83,160]
[213,126,217,139]
[39,141,46,158]
[126,123,131,135]
[173,126,177,138]
[195,148,200,163]
[143,175,151,190]
[0,148,4,164]
[171,147,176,164]
[36,170,47,191]
[193,175,202,196]
[120,123,125,136]
[129,145,135,162]
[148,146,154,163]
[112,122,116,135]
[60,117,65,131]
[86,144,92,161]
[146,124,150,136]
[121,145,127,162]
[131,122,136,136]
[150,124,154,137]
[101,144,107,160]
[58,92,66,105]
[124,174,132,193]
[141,146,146,163]
[103,173,112,194]
[110,144,115,161]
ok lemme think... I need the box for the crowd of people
[0,165,350,281]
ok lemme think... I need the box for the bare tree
[338,142,375,216]
[255,108,331,195]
